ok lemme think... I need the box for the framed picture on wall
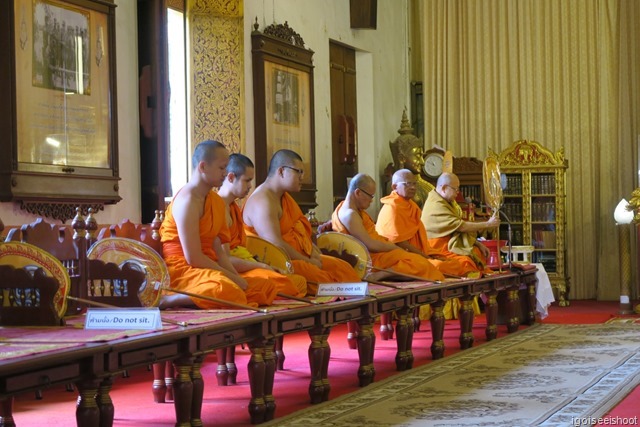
[0,0,119,222]
[251,21,317,211]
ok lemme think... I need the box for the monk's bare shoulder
[244,185,280,226]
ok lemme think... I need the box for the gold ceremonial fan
[483,156,503,213]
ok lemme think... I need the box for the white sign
[85,308,163,330]
[316,282,368,297]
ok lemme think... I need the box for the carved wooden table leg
[484,291,499,341]
[75,378,101,427]
[152,362,167,403]
[165,362,175,402]
[96,376,114,427]
[394,307,412,371]
[320,328,331,401]
[357,317,376,386]
[308,327,331,403]
[226,346,238,385]
[505,287,521,333]
[379,312,390,340]
[215,348,229,386]
[190,355,205,427]
[262,340,276,420]
[274,336,285,371]
[0,397,16,427]
[247,340,267,424]
[459,296,475,349]
[413,306,421,332]
[346,320,359,349]
[173,357,194,427]
[430,301,446,360]
[525,281,537,325]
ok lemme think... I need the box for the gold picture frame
[251,22,316,211]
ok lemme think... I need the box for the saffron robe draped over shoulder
[244,192,360,294]
[331,201,444,282]
[421,189,488,272]
[377,191,478,277]
[160,190,277,308]
[228,201,307,298]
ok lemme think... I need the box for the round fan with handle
[483,156,503,214]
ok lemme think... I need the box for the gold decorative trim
[489,140,567,168]
[19,202,104,223]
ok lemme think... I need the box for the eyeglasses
[358,187,375,199]
[397,181,418,187]
[283,165,304,177]
[447,185,460,193]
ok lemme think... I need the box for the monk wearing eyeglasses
[243,149,360,295]
[331,173,444,282]
[421,172,499,273]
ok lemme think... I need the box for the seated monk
[421,172,499,274]
[243,149,361,295]
[377,169,480,278]
[160,140,277,309]
[331,173,444,283]
[217,153,307,298]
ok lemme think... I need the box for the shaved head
[227,153,254,177]
[268,149,303,176]
[348,173,376,193]
[437,172,457,188]
[392,169,414,185]
[192,140,227,170]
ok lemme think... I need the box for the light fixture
[614,198,634,314]
[614,198,634,224]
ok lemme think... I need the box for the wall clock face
[423,153,444,178]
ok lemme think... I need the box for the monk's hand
[486,213,500,228]
[309,248,323,268]
[477,242,490,259]
[257,262,275,272]
[230,273,249,290]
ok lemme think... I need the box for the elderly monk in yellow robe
[160,140,277,309]
[218,153,307,298]
[422,172,499,273]
[243,149,361,295]
[332,173,444,282]
[377,169,479,278]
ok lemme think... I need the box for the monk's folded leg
[291,256,360,296]
[243,274,278,306]
[241,268,306,301]
[371,249,444,281]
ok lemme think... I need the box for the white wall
[0,0,141,227]
[244,0,411,220]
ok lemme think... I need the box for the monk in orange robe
[376,169,474,278]
[331,173,444,282]
[243,149,361,295]
[421,172,499,273]
[160,140,277,309]
[218,153,307,298]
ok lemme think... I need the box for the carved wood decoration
[251,20,317,211]
[19,202,104,223]
[188,0,244,153]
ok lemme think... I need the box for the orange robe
[245,192,360,295]
[228,202,307,298]
[160,190,277,308]
[421,189,490,274]
[376,191,471,277]
[331,201,444,282]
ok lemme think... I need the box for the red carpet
[11,300,640,426]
